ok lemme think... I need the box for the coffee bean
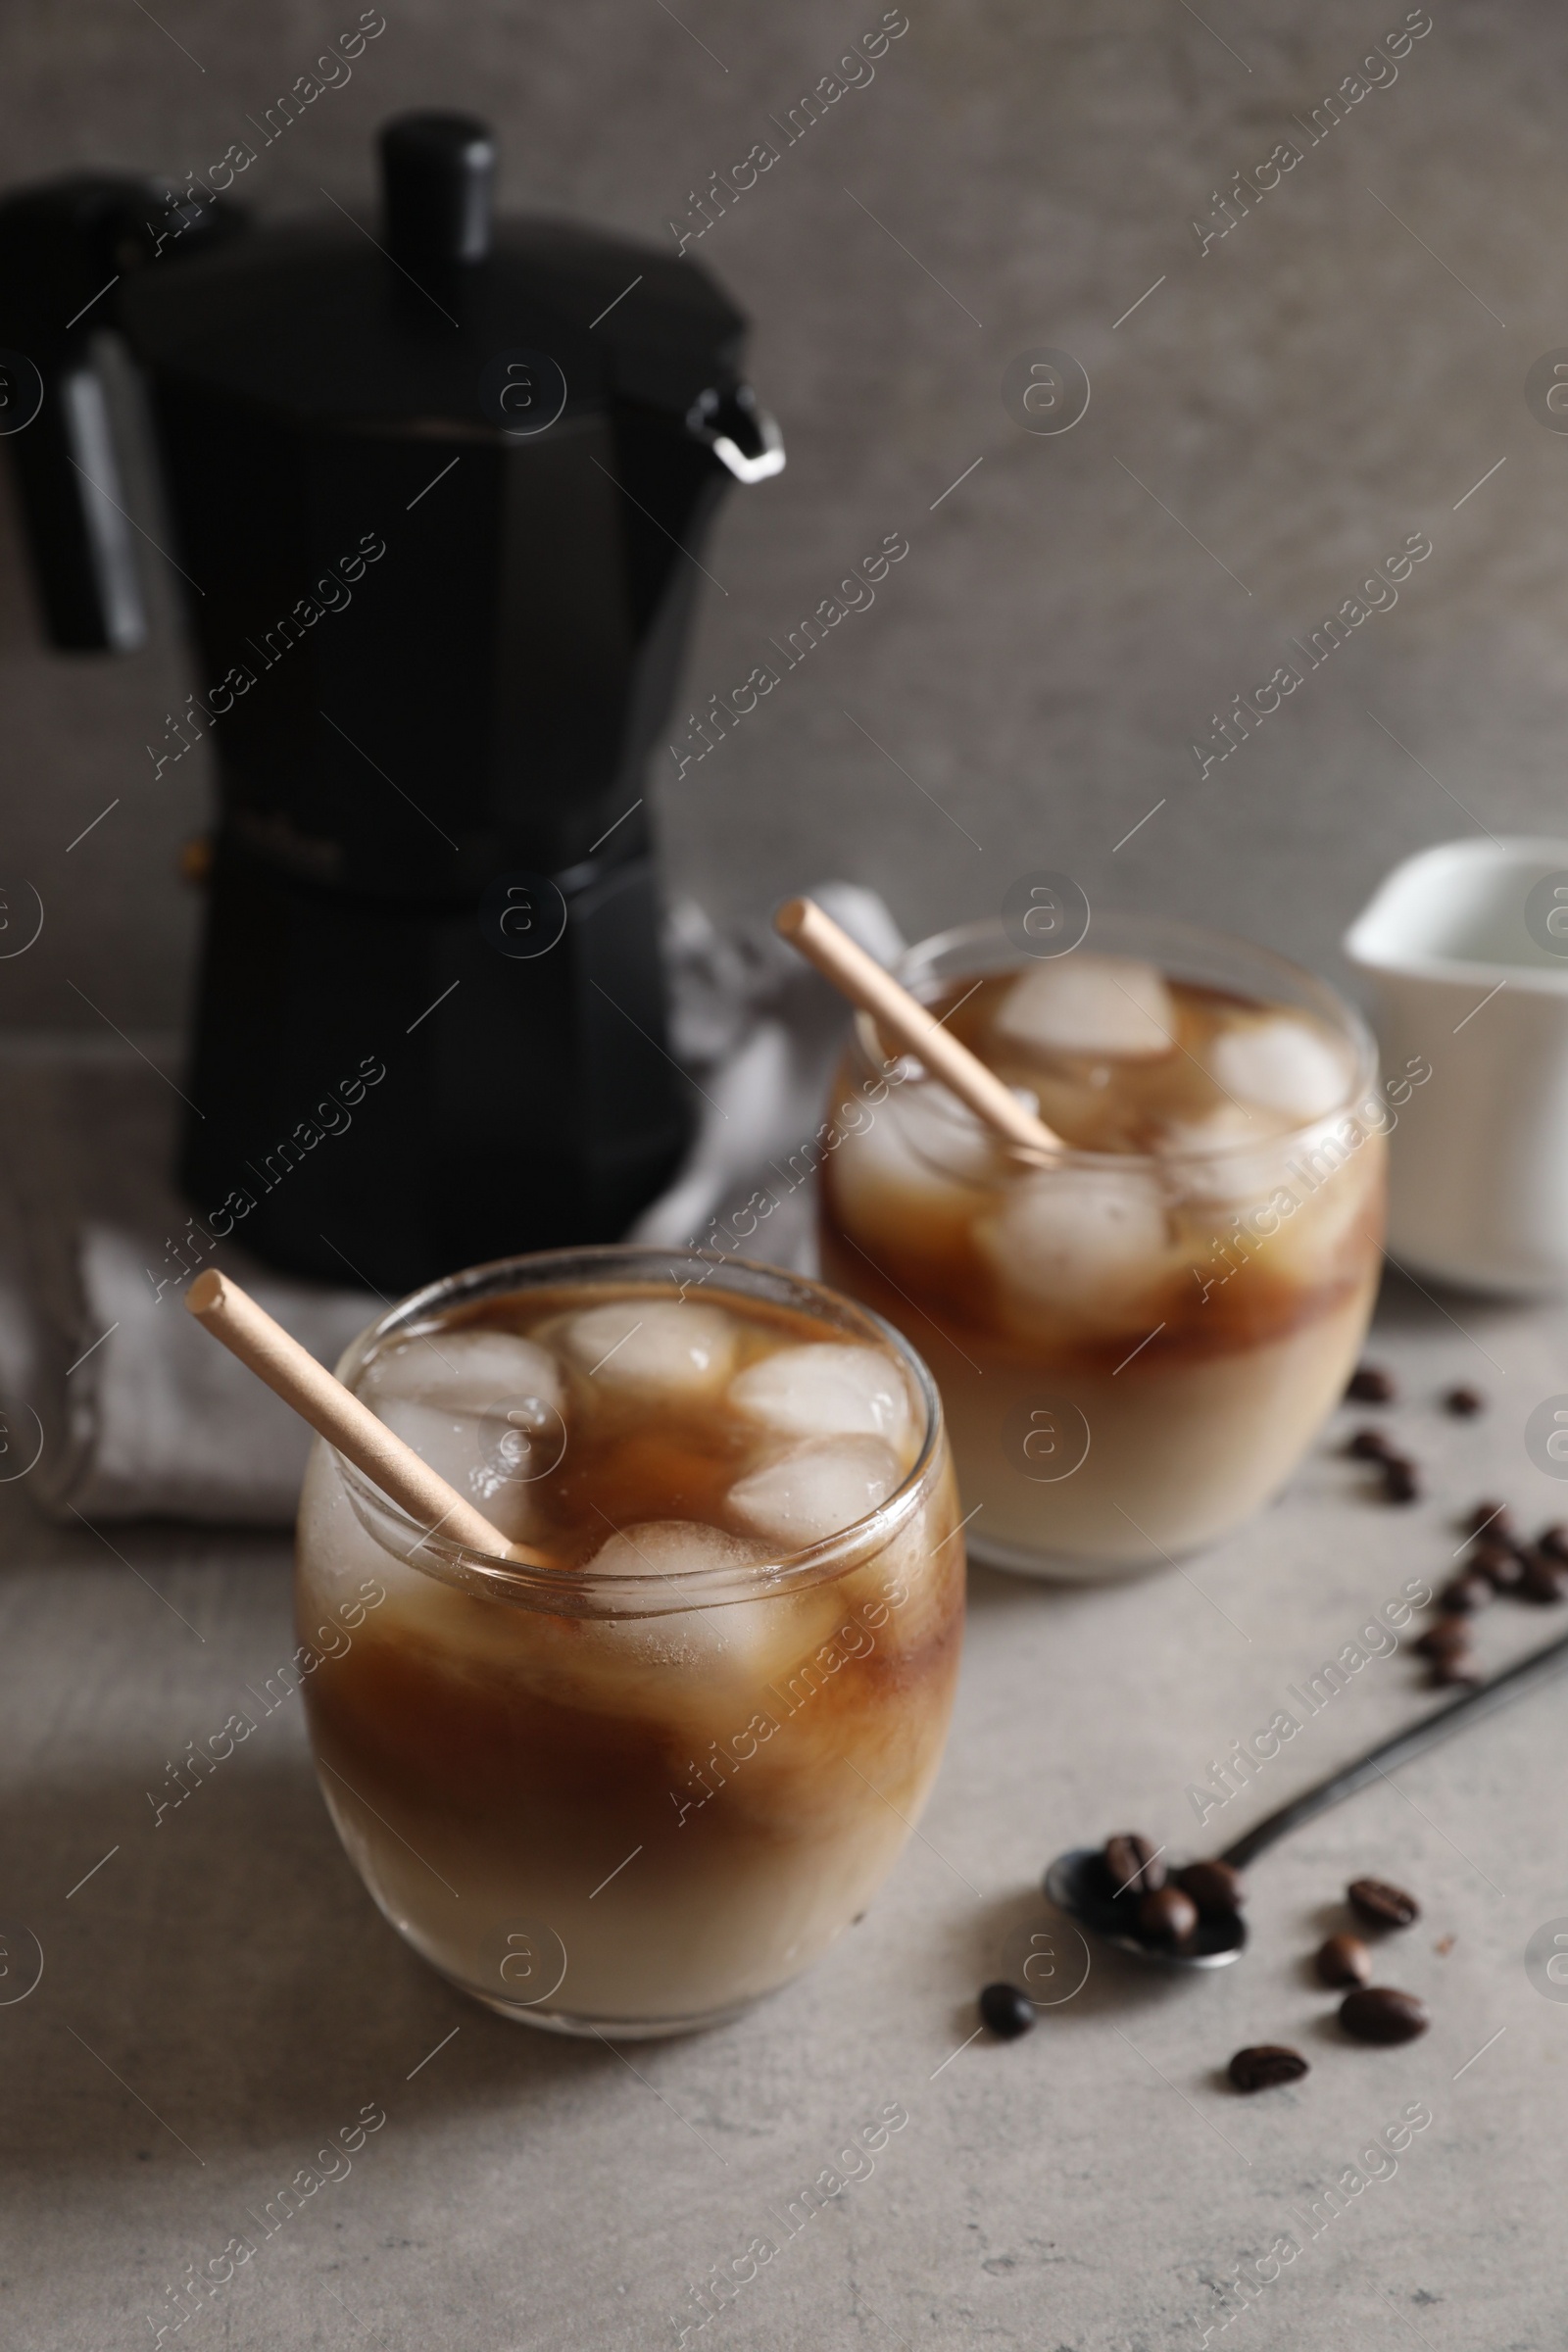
[1315,1933,1373,1987]
[1347,1877,1421,1930]
[1347,1365,1396,1403]
[1138,1886,1199,1949]
[1472,1539,1523,1590]
[1382,1457,1420,1504]
[1444,1386,1485,1416]
[1103,1833,1165,1895]
[1340,1986,1429,2044]
[1412,1617,1470,1660]
[1229,2044,1309,2091]
[978,1982,1035,2039]
[1347,1427,1396,1460]
[1519,1554,1568,1605]
[1428,1660,1482,1690]
[1173,1859,1246,1918]
[1537,1523,1568,1564]
[1437,1573,1491,1615]
[1464,1499,1513,1539]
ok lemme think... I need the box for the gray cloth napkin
[0,885,902,1526]
[0,1041,378,1525]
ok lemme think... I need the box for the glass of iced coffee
[295,1247,962,2036]
[818,913,1385,1578]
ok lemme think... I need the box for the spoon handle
[1217,1623,1568,1872]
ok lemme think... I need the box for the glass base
[454,1972,768,2039]
[967,1527,1172,1585]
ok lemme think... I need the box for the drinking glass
[295,1246,963,2034]
[818,914,1386,1577]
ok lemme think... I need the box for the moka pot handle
[0,173,242,650]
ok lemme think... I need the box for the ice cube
[1206,1015,1348,1122]
[976,1167,1172,1323]
[995,955,1176,1060]
[728,1344,913,1450]
[726,1436,904,1548]
[357,1328,564,1538]
[891,1082,1009,1179]
[558,1299,736,1395]
[1157,1105,1295,1206]
[359,1327,564,1418]
[368,1397,546,1541]
[581,1520,798,1680]
[828,1081,998,1262]
[589,1519,765,1584]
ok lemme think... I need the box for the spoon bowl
[1044,1849,1248,1971]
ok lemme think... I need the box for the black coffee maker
[0,113,781,1291]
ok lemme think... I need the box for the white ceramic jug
[1345,836,1568,1295]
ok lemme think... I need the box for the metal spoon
[1045,1620,1568,1971]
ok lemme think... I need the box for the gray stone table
[4,1272,1567,2351]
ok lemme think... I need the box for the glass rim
[327,1243,946,1617]
[844,909,1382,1176]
